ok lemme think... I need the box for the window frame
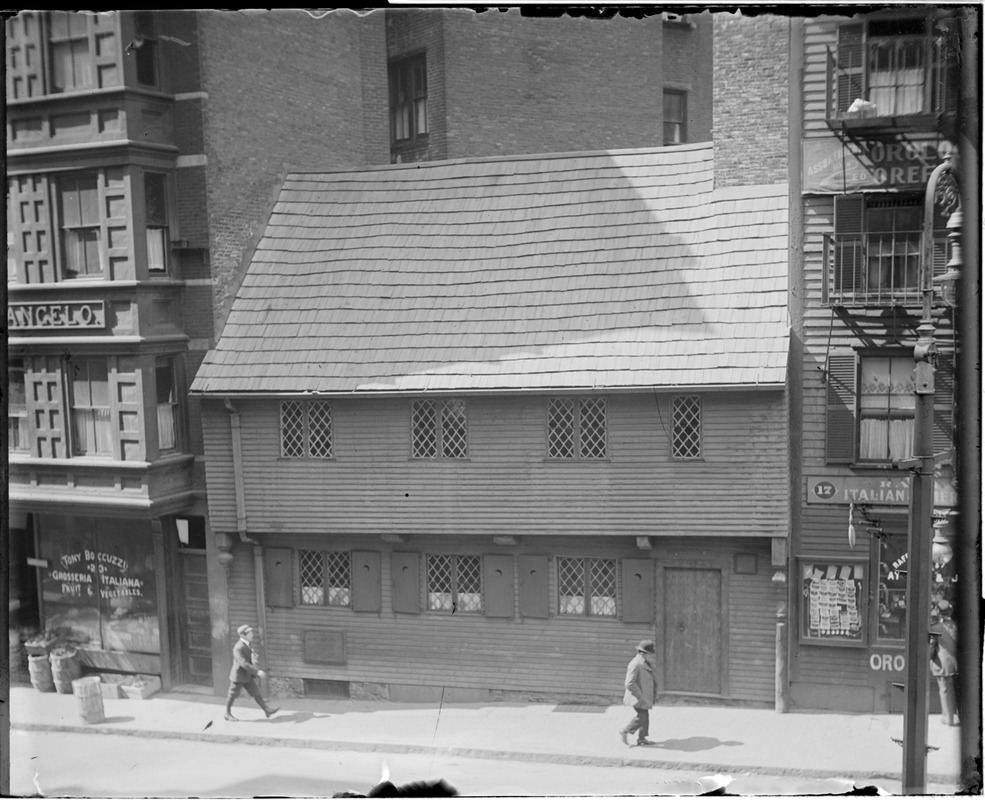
[389,53,428,145]
[154,357,180,453]
[68,357,112,456]
[48,10,95,94]
[411,398,469,460]
[856,353,916,464]
[279,400,334,459]
[131,10,159,89]
[556,556,617,618]
[143,171,169,275]
[55,171,103,279]
[663,89,687,145]
[872,521,908,645]
[546,397,607,461]
[298,549,352,608]
[8,358,29,452]
[425,553,483,614]
[671,394,702,460]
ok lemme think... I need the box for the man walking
[619,639,658,746]
[225,624,278,721]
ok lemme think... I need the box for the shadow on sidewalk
[650,736,743,752]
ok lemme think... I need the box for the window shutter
[834,195,865,294]
[26,359,66,458]
[110,363,144,461]
[518,555,549,619]
[482,555,514,618]
[836,23,865,113]
[391,551,420,614]
[621,558,655,623]
[264,547,294,608]
[826,353,858,464]
[933,353,955,460]
[351,551,382,612]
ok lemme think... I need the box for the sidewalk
[8,683,964,791]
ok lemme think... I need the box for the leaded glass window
[548,397,606,459]
[558,557,616,617]
[672,395,702,459]
[426,554,482,613]
[412,399,468,459]
[280,400,333,458]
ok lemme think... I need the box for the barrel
[50,648,82,694]
[28,653,55,692]
[72,676,105,724]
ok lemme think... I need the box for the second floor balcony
[823,230,947,308]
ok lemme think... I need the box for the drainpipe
[224,399,269,688]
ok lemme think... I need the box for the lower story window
[299,549,351,607]
[426,554,482,613]
[558,557,616,617]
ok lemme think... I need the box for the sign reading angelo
[8,300,106,330]
[802,137,956,194]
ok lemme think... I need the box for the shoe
[224,713,238,722]
[637,738,655,746]
[264,707,280,718]
[619,731,629,746]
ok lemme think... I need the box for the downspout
[224,399,269,683]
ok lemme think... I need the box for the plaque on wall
[303,630,346,665]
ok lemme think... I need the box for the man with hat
[225,624,278,721]
[929,601,959,726]
[619,639,659,746]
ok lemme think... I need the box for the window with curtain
[426,554,482,613]
[155,360,177,451]
[144,173,168,273]
[389,55,428,144]
[557,557,616,617]
[858,355,915,463]
[70,358,112,455]
[866,18,926,116]
[864,197,921,295]
[57,172,102,278]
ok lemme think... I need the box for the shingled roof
[191,144,789,396]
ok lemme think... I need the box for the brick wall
[198,9,389,337]
[712,11,790,187]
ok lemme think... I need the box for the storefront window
[38,517,159,654]
[876,532,907,641]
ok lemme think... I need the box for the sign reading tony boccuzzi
[802,136,955,194]
[807,475,957,508]
[38,516,159,654]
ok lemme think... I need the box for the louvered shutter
[391,551,420,614]
[836,23,865,113]
[826,353,858,464]
[26,359,66,458]
[264,547,294,608]
[834,195,865,295]
[933,353,955,461]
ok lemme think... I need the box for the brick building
[7,8,722,697]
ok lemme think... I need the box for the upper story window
[557,557,616,617]
[155,359,179,452]
[389,54,428,144]
[825,351,953,466]
[70,358,112,456]
[828,14,958,123]
[131,11,158,88]
[547,397,607,460]
[280,400,333,459]
[144,172,169,274]
[412,399,468,459]
[8,359,28,452]
[663,89,687,145]
[49,11,94,93]
[824,193,947,308]
[672,395,702,459]
[57,172,102,279]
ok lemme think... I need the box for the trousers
[621,707,650,740]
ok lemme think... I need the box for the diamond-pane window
[426,554,482,613]
[281,400,333,458]
[672,395,702,460]
[280,401,304,457]
[558,557,616,617]
[300,549,325,605]
[326,551,351,607]
[413,399,467,459]
[548,398,606,459]
[579,398,607,459]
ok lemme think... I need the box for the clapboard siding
[236,534,777,703]
[200,391,789,539]
[803,18,842,135]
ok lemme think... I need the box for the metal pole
[901,158,951,795]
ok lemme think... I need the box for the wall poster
[799,557,867,647]
[38,516,160,654]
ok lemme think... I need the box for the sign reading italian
[8,300,106,330]
[808,474,957,508]
[802,137,955,194]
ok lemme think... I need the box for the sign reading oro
[8,300,106,330]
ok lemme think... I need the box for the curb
[10,722,959,785]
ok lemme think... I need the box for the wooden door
[663,567,723,694]
[177,550,212,685]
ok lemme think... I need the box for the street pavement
[6,682,966,794]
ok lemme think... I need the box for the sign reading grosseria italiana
[8,300,106,330]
